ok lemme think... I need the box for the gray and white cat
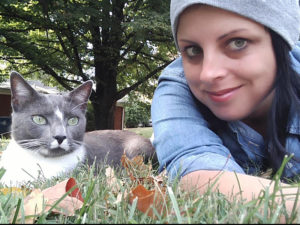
[0,72,156,186]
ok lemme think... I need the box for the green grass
[0,161,299,224]
[1,135,300,223]
[0,138,9,152]
[125,127,153,139]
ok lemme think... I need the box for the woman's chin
[212,110,246,122]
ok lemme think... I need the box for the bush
[125,101,151,128]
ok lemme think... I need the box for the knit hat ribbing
[171,0,300,49]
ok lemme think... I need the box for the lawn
[125,127,153,139]
[1,133,300,223]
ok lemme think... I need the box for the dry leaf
[153,170,167,185]
[17,177,84,223]
[105,166,122,193]
[115,191,125,205]
[22,189,46,223]
[41,177,84,215]
[129,184,166,218]
[121,154,168,218]
[65,177,84,202]
[121,153,154,184]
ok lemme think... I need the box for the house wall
[114,106,124,130]
[0,94,12,136]
[0,94,11,117]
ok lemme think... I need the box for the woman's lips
[206,86,242,103]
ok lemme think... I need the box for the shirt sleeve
[151,57,245,181]
[290,41,300,74]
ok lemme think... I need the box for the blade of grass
[270,205,282,223]
[75,179,96,223]
[128,196,138,221]
[167,186,182,223]
[0,168,6,179]
[11,198,22,224]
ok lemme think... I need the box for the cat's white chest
[0,139,86,187]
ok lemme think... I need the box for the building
[0,80,125,136]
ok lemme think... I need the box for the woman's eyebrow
[177,39,198,45]
[217,28,247,41]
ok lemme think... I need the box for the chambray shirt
[151,42,300,181]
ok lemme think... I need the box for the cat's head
[10,71,93,157]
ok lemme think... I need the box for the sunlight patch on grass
[125,127,153,138]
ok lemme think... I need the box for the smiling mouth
[206,86,242,102]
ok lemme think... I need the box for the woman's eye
[32,115,47,125]
[228,39,247,50]
[184,46,202,58]
[68,117,79,126]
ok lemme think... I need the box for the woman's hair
[267,29,300,174]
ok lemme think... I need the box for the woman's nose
[199,52,228,83]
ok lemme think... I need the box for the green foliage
[85,101,95,131]
[124,93,151,128]
[0,0,176,129]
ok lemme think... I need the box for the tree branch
[116,59,174,100]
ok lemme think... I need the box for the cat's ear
[68,80,93,111]
[10,71,39,111]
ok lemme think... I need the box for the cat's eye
[32,115,47,125]
[68,117,79,126]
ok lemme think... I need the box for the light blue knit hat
[171,0,300,49]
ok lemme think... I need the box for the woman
[151,0,300,214]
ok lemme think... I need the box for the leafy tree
[0,0,177,129]
[124,92,151,128]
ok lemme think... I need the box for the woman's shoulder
[159,56,187,82]
[290,41,300,74]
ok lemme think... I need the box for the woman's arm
[180,170,300,222]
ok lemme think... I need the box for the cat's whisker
[72,139,85,148]
[3,123,26,135]
[0,130,12,138]
[16,139,48,150]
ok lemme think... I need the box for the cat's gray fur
[0,72,156,186]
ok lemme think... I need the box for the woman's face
[177,5,277,122]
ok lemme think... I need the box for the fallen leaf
[115,191,126,205]
[121,154,168,218]
[105,166,122,193]
[65,177,84,202]
[22,189,45,223]
[129,184,166,218]
[42,178,84,215]
[121,153,154,184]
[16,178,84,223]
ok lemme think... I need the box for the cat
[0,72,157,187]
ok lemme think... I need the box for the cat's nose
[54,135,66,144]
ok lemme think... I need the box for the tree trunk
[92,59,118,130]
[92,99,116,130]
[89,0,124,130]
